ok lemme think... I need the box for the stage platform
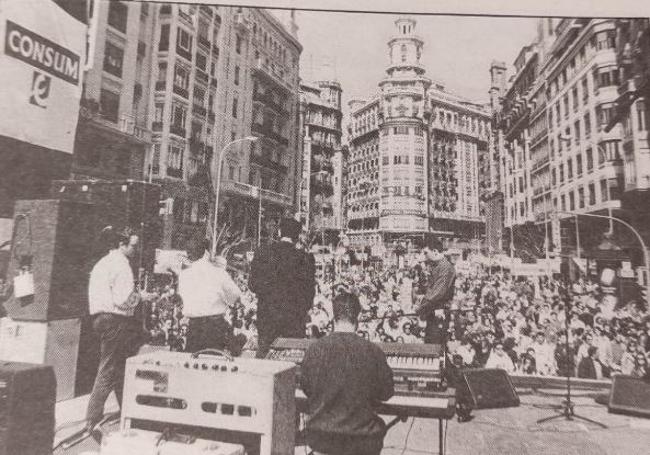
[53,388,650,455]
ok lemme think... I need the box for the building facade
[143,4,301,249]
[347,17,490,250]
[299,79,344,245]
[74,0,154,181]
[493,17,650,261]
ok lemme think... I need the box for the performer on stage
[413,235,456,345]
[249,217,316,358]
[300,291,394,455]
[178,235,241,352]
[85,227,149,433]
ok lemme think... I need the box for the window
[171,103,187,128]
[586,148,593,170]
[103,42,124,77]
[167,145,184,174]
[637,101,647,131]
[401,44,407,62]
[154,103,164,122]
[569,191,575,210]
[567,159,573,179]
[584,112,591,138]
[415,156,424,166]
[236,35,243,54]
[555,104,561,126]
[595,30,616,50]
[177,27,192,55]
[559,163,565,183]
[193,87,205,106]
[600,179,609,201]
[382,156,389,165]
[234,65,240,85]
[597,104,615,129]
[107,0,128,33]
[578,187,585,208]
[561,194,566,211]
[100,89,119,122]
[159,24,170,51]
[581,78,589,104]
[576,154,583,176]
[195,53,207,71]
[151,143,160,175]
[563,94,569,118]
[232,96,238,118]
[588,183,596,205]
[572,87,579,112]
[174,64,189,89]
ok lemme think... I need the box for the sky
[281,10,539,110]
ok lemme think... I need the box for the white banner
[0,0,85,153]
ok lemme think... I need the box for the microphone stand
[536,277,607,428]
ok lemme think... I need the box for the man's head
[332,291,362,327]
[108,227,139,258]
[420,235,444,263]
[588,346,599,359]
[279,217,301,243]
[187,235,209,262]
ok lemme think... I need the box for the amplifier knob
[184,362,190,368]
[220,365,227,372]
[202,364,208,370]
[193,363,199,369]
[212,365,219,371]
[231,366,238,372]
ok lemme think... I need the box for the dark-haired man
[86,228,148,431]
[249,217,315,358]
[413,235,456,345]
[300,291,394,455]
[178,235,241,352]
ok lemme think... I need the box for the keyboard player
[300,291,394,455]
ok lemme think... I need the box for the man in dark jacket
[413,235,456,345]
[249,217,315,358]
[300,291,394,455]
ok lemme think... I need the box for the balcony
[152,121,163,132]
[176,45,192,62]
[253,91,289,116]
[198,35,211,50]
[250,152,288,174]
[155,80,166,91]
[173,84,189,99]
[116,114,152,142]
[251,122,289,146]
[251,59,292,93]
[192,104,207,117]
[170,124,186,138]
[195,69,209,84]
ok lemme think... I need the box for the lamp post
[557,210,650,309]
[211,136,258,258]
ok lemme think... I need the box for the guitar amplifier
[0,361,56,455]
[122,351,296,455]
[458,368,520,409]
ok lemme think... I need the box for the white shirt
[485,351,516,373]
[178,253,241,318]
[88,249,137,317]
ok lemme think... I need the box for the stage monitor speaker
[608,375,650,418]
[459,368,520,409]
[3,199,97,321]
[0,361,56,455]
[50,180,162,274]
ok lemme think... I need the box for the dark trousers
[185,314,230,353]
[306,431,383,455]
[86,313,143,427]
[424,314,448,345]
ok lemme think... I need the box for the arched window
[401,44,407,62]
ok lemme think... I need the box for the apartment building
[145,4,301,249]
[347,17,489,250]
[299,79,344,245]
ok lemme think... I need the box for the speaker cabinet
[458,368,520,409]
[608,375,650,418]
[3,199,97,321]
[50,180,162,274]
[0,361,56,455]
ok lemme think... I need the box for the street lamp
[557,210,650,309]
[211,136,258,257]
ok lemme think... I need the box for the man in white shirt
[86,227,146,432]
[485,341,516,373]
[178,235,241,353]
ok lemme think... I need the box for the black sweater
[300,332,394,438]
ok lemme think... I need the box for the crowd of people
[144,251,650,380]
